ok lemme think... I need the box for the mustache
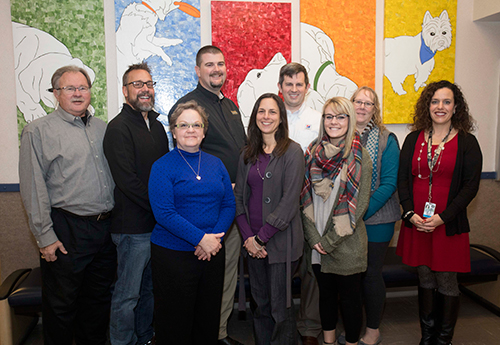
[70,97,85,102]
[210,72,223,77]
[137,91,152,98]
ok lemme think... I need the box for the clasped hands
[410,213,444,233]
[195,232,224,261]
[244,236,268,259]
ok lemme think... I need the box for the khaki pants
[218,222,242,339]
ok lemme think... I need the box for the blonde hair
[315,97,357,158]
[350,86,385,131]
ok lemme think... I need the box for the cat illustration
[384,10,452,95]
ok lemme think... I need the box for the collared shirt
[286,102,322,152]
[19,107,114,248]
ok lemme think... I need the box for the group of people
[19,44,482,345]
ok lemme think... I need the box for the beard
[128,91,155,112]
[209,72,224,89]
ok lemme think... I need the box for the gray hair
[122,62,152,86]
[51,65,92,90]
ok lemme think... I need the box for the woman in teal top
[344,87,400,345]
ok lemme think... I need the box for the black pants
[151,243,225,345]
[41,208,117,345]
[362,241,391,329]
[312,265,363,344]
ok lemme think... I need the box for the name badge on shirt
[423,202,436,218]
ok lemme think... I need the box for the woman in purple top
[234,93,305,345]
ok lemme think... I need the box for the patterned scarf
[360,119,379,191]
[300,132,363,232]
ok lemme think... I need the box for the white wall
[0,0,19,184]
[1,0,499,184]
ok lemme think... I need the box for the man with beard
[104,62,169,345]
[19,65,116,344]
[168,46,246,345]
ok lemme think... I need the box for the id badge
[423,202,436,218]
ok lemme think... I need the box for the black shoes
[218,336,244,345]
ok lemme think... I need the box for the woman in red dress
[397,81,482,345]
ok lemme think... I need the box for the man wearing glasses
[103,62,169,345]
[19,65,116,345]
[168,45,246,345]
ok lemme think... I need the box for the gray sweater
[302,148,372,276]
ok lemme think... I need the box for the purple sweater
[236,154,280,242]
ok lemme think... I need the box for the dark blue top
[149,147,236,251]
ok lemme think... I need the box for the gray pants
[247,258,299,345]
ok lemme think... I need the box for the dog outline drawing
[384,10,452,95]
[301,22,358,111]
[236,52,287,129]
[12,22,96,123]
[115,0,200,103]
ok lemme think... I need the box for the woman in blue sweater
[345,87,400,345]
[148,100,236,345]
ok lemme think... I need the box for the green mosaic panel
[11,0,108,137]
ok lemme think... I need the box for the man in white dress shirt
[278,62,322,345]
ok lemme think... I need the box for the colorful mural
[11,0,107,137]
[301,0,376,91]
[211,1,292,107]
[383,0,457,124]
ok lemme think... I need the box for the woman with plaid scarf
[301,97,373,345]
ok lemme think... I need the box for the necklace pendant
[196,175,201,180]
[418,174,422,178]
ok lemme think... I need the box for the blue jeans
[110,233,154,345]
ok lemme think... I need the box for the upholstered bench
[0,267,41,345]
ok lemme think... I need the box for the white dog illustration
[237,52,287,128]
[115,0,200,103]
[384,10,452,95]
[12,22,96,123]
[301,22,358,111]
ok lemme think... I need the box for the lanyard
[426,125,452,202]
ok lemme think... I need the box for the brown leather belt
[54,208,112,221]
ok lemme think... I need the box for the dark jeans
[362,241,390,329]
[247,258,299,345]
[151,243,225,345]
[312,265,363,344]
[41,208,117,345]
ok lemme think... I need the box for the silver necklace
[256,159,265,180]
[178,149,201,180]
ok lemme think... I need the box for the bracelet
[254,235,266,247]
[403,210,415,221]
[252,236,263,251]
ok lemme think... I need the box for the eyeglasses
[353,100,375,109]
[175,122,205,130]
[125,81,156,89]
[49,86,90,94]
[323,114,349,122]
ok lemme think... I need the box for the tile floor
[23,289,500,345]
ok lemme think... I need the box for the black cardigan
[398,130,482,236]
[103,104,169,234]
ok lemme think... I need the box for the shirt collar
[196,82,225,101]
[56,106,92,125]
[286,101,307,118]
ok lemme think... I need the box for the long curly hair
[244,93,291,164]
[411,80,475,134]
